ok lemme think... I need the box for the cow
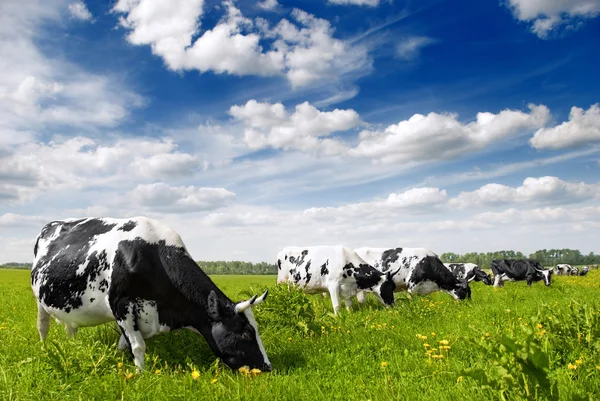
[276,246,397,314]
[354,247,471,302]
[31,217,271,372]
[554,264,577,276]
[443,263,493,285]
[490,259,552,287]
[579,266,590,276]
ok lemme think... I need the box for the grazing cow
[276,246,397,313]
[579,266,590,276]
[554,264,579,276]
[31,217,271,372]
[354,247,471,301]
[444,263,493,285]
[490,259,552,287]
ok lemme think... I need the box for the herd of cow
[29,217,594,375]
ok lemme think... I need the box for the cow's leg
[328,284,341,314]
[344,297,352,311]
[493,275,503,288]
[111,300,147,371]
[117,333,130,352]
[356,291,366,303]
[37,303,51,342]
[65,323,78,338]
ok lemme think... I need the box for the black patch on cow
[277,259,281,270]
[447,263,466,278]
[352,263,384,290]
[410,256,470,300]
[118,221,137,232]
[90,298,95,302]
[33,236,40,258]
[380,248,402,272]
[31,219,117,313]
[304,261,312,284]
[320,262,329,276]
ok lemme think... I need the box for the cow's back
[355,247,436,287]
[32,217,187,327]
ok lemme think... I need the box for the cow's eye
[241,332,251,341]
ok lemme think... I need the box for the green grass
[1,269,599,400]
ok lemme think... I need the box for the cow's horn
[235,295,257,314]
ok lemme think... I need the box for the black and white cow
[579,266,590,276]
[490,259,552,287]
[554,264,577,276]
[276,246,397,313]
[443,263,493,285]
[31,217,271,372]
[354,247,471,301]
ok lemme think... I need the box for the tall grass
[0,270,599,400]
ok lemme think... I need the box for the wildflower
[211,378,218,384]
[485,333,490,337]
[391,325,395,329]
[191,370,200,380]
[431,332,436,337]
[154,369,160,375]
[439,340,449,345]
[423,343,430,348]
[347,330,350,334]
[288,337,292,341]
[576,359,583,366]
[125,372,134,380]
[537,323,543,329]
[238,366,250,375]
[568,363,578,370]
[251,368,262,375]
[381,361,388,367]
[457,376,463,383]
[518,317,522,321]
[505,309,511,313]
[117,362,123,368]
[596,365,600,371]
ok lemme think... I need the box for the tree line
[440,249,600,268]
[2,248,598,273]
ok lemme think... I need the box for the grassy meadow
[1,269,599,400]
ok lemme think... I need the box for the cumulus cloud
[0,137,201,204]
[257,0,279,11]
[113,1,370,88]
[129,183,235,212]
[328,0,381,6]
[68,1,93,21]
[0,213,46,227]
[505,0,600,38]
[350,104,551,164]
[450,176,600,208]
[396,36,435,60]
[529,104,600,149]
[229,100,362,152]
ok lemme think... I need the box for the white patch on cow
[75,258,90,276]
[408,280,441,296]
[243,309,270,366]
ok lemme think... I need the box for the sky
[1,0,600,263]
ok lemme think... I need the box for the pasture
[1,269,599,400]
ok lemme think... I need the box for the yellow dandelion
[251,368,262,375]
[425,351,432,355]
[154,369,160,375]
[457,376,463,383]
[391,325,395,329]
[238,366,250,375]
[537,323,543,329]
[576,359,583,365]
[568,363,578,370]
[596,365,600,370]
[125,372,134,380]
[423,343,430,348]
[211,378,218,384]
[518,317,522,321]
[191,370,200,380]
[485,333,490,337]
[347,330,350,334]
[481,336,486,340]
[381,361,388,367]
[288,337,292,341]
[439,340,449,345]
[117,362,123,368]
[548,316,552,321]
[431,332,436,337]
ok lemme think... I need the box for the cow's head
[538,268,552,286]
[207,290,272,372]
[449,280,471,300]
[376,269,398,306]
[467,268,493,285]
[580,266,590,276]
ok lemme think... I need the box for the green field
[1,269,599,400]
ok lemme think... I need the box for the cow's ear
[207,291,222,321]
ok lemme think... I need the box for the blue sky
[1,0,600,263]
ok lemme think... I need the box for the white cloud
[506,0,600,38]
[68,1,93,21]
[0,1,143,145]
[113,1,371,88]
[0,213,46,227]
[128,183,235,212]
[530,104,600,149]
[257,0,279,11]
[396,36,435,60]
[350,104,551,164]
[450,176,600,209]
[229,99,362,152]
[328,0,381,6]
